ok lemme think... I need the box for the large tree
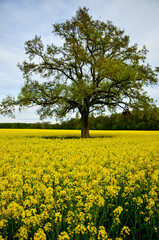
[0,7,158,137]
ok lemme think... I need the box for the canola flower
[0,130,159,240]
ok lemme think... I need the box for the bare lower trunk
[81,111,90,138]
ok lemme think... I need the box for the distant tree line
[0,108,159,130]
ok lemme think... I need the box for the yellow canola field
[0,130,159,240]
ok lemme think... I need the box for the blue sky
[0,0,159,123]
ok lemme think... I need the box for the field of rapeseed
[0,130,159,240]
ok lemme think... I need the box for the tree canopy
[0,7,158,137]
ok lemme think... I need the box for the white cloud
[0,46,24,66]
[145,86,159,102]
[0,106,57,123]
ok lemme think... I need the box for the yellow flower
[98,226,108,240]
[0,130,159,239]
[120,226,130,237]
[58,231,70,240]
[87,222,97,235]
[34,228,46,240]
[113,206,123,215]
[0,220,7,229]
[55,212,62,223]
[75,224,87,235]
[44,222,52,232]
[16,226,28,240]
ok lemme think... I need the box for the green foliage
[1,107,159,130]
[0,7,158,137]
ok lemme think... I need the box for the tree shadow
[39,135,114,139]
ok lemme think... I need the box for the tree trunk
[81,111,90,138]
